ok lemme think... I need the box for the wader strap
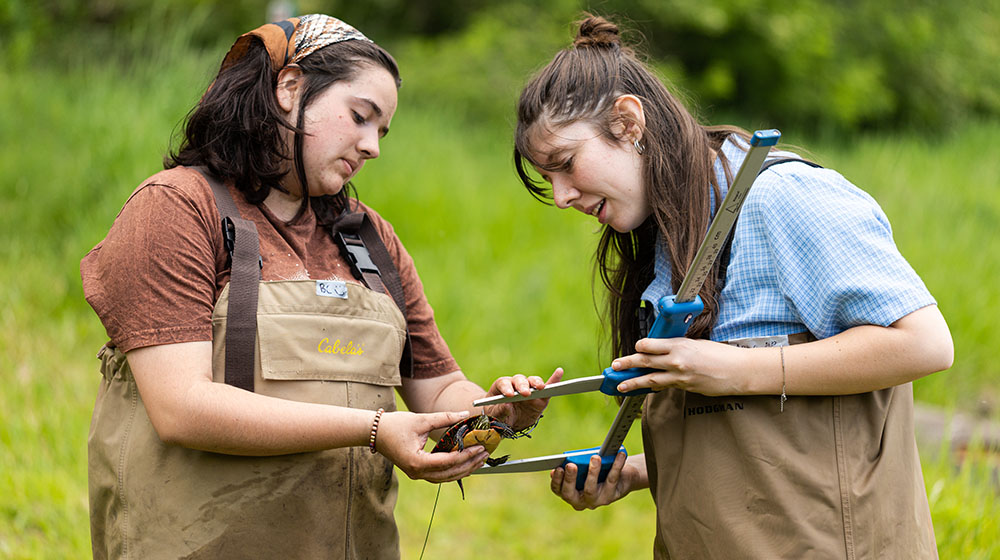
[717,157,823,284]
[195,167,260,392]
[332,211,414,378]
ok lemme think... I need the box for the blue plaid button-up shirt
[641,136,934,341]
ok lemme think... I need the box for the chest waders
[89,168,412,559]
[641,159,936,559]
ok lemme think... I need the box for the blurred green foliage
[2,2,999,557]
[3,0,998,133]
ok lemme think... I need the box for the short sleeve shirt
[81,166,458,378]
[641,136,935,341]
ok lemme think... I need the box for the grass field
[1,45,998,559]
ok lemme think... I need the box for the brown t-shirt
[81,166,458,378]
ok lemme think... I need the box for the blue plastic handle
[598,295,705,397]
[562,446,628,490]
[750,129,781,147]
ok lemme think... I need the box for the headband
[220,14,371,73]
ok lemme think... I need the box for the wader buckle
[335,230,380,280]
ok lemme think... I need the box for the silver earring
[633,139,645,154]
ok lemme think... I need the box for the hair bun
[573,16,620,49]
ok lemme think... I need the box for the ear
[275,65,304,113]
[612,94,646,144]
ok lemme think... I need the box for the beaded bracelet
[369,407,385,454]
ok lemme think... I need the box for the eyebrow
[356,97,390,137]
[358,97,382,117]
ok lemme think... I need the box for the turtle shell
[431,412,540,498]
[432,413,516,463]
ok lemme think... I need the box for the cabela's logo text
[317,338,365,356]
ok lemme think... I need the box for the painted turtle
[431,412,537,498]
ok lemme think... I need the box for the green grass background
[2,42,999,559]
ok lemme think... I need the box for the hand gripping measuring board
[472,129,782,489]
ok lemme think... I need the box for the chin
[609,218,643,234]
[311,180,346,197]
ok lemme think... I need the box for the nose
[359,129,380,160]
[551,176,579,210]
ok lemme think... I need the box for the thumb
[426,409,471,430]
[546,367,565,385]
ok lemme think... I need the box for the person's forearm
[742,305,953,396]
[161,380,377,455]
[626,454,650,491]
[128,341,378,456]
[399,371,485,414]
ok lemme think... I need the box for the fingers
[550,462,591,511]
[489,372,553,398]
[405,445,489,483]
[549,453,629,511]
[510,373,542,397]
[425,446,490,482]
[551,464,586,511]
[612,337,681,371]
[603,452,627,490]
[616,372,674,393]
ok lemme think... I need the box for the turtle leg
[456,479,465,500]
[485,455,510,467]
[453,425,470,451]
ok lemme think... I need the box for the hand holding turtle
[374,410,489,483]
[483,368,564,431]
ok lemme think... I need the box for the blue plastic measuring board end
[652,295,704,338]
[750,129,781,147]
[598,294,705,397]
[600,367,653,396]
[562,446,628,490]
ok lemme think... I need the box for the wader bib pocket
[211,280,405,400]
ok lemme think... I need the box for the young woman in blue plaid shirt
[513,15,953,559]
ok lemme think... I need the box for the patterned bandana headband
[220,14,371,73]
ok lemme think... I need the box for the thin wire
[418,484,442,560]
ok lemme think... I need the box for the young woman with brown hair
[513,14,952,558]
[82,14,556,559]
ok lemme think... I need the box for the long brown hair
[167,37,400,225]
[514,15,750,359]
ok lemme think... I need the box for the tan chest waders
[89,169,412,559]
[642,362,936,559]
[639,151,935,558]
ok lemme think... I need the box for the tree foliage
[3,0,997,133]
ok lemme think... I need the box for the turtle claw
[485,454,510,467]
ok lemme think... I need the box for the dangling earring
[633,138,645,155]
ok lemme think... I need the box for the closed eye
[351,111,366,125]
[537,156,573,176]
